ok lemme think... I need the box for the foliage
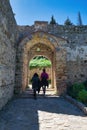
[77,11,83,26]
[83,80,87,91]
[67,83,73,97]
[50,15,56,25]
[29,56,51,69]
[64,17,73,25]
[48,79,51,83]
[77,89,87,103]
[72,83,85,98]
[67,82,87,105]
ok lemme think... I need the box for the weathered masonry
[0,0,17,110]
[0,0,87,110]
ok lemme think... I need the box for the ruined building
[0,0,87,110]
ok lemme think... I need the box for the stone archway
[28,43,54,89]
[15,31,67,95]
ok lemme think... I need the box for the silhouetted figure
[40,68,49,96]
[31,73,40,99]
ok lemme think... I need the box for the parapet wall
[18,23,87,45]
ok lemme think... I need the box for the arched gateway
[15,31,67,95]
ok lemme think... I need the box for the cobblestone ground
[0,89,87,130]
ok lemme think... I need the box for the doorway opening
[28,55,52,89]
[27,55,56,95]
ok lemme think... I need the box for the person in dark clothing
[31,73,40,99]
[40,68,49,96]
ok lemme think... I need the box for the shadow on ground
[0,90,86,130]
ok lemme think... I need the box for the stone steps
[14,88,56,98]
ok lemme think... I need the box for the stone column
[55,49,67,95]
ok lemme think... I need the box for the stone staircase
[14,87,56,98]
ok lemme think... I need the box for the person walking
[40,68,49,96]
[31,73,40,99]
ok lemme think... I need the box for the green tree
[77,11,83,26]
[64,17,73,25]
[29,56,51,69]
[50,15,56,25]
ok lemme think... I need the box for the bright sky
[10,0,87,26]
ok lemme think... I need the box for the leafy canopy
[29,56,51,69]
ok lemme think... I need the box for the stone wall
[18,23,87,82]
[48,25,87,85]
[0,0,17,110]
[49,25,87,84]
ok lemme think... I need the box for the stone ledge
[64,95,87,115]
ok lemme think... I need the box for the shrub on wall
[67,82,87,105]
[67,84,73,97]
[83,80,87,90]
[77,89,87,103]
[72,83,85,98]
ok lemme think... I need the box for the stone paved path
[0,89,87,130]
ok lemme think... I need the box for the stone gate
[15,31,67,94]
